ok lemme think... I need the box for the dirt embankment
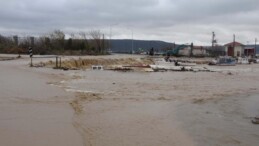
[40,57,154,70]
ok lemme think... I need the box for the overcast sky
[0,0,259,45]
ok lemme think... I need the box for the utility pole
[212,32,219,56]
[109,23,118,53]
[233,34,235,57]
[102,34,105,54]
[255,38,257,57]
[109,26,112,51]
[131,30,134,54]
[212,32,215,49]
[190,42,193,57]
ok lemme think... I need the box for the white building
[224,42,245,57]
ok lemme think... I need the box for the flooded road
[0,62,83,146]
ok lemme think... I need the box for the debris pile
[252,116,259,124]
[39,57,154,71]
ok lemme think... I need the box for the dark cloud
[0,0,259,45]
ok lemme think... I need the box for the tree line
[0,30,109,55]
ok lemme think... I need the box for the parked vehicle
[164,44,189,56]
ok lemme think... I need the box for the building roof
[224,42,244,47]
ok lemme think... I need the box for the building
[206,45,226,56]
[244,44,259,56]
[178,46,207,56]
[224,42,245,57]
[244,46,255,56]
[192,46,207,56]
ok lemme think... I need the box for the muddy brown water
[1,57,259,146]
[61,70,259,146]
[176,94,259,146]
[0,62,84,146]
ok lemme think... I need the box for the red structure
[244,47,255,56]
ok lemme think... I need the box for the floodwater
[64,71,196,146]
[0,62,83,146]
[62,70,259,146]
[176,94,259,146]
[1,56,259,146]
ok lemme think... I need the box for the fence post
[59,57,61,68]
[30,57,33,67]
[56,56,58,68]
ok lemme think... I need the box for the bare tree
[78,31,89,53]
[50,30,65,40]
[79,31,87,40]
[0,35,14,52]
[88,30,108,54]
[49,30,65,50]
[88,30,102,53]
[70,33,75,39]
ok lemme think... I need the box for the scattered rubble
[251,116,259,124]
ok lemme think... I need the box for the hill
[110,39,175,53]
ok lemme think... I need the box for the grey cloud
[0,0,259,45]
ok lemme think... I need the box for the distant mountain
[110,40,259,54]
[110,39,175,53]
